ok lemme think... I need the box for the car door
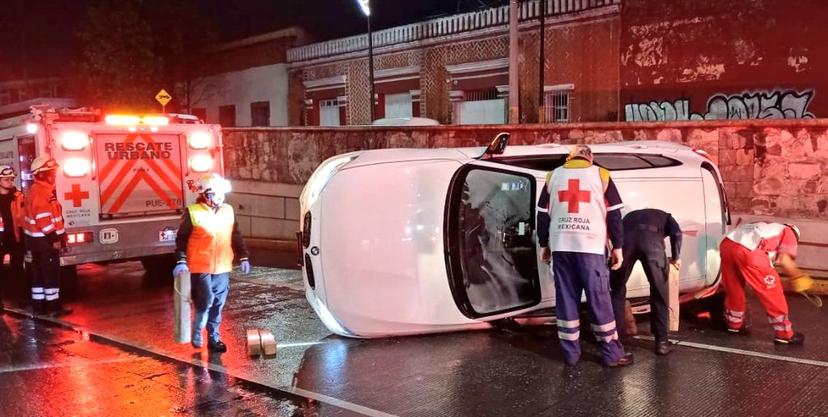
[445,160,542,320]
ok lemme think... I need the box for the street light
[356,0,375,122]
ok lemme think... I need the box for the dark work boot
[208,339,227,353]
[655,340,673,355]
[46,300,72,317]
[774,332,805,345]
[605,352,634,368]
[32,300,46,316]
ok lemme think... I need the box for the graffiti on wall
[624,89,815,122]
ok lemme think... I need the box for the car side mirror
[481,132,509,159]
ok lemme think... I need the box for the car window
[492,155,567,171]
[447,167,541,317]
[494,153,679,172]
[637,154,680,168]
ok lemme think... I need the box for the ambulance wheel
[141,256,176,280]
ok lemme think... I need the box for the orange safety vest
[5,189,25,242]
[24,180,64,239]
[186,202,236,274]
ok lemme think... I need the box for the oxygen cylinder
[174,271,192,343]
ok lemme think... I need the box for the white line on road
[4,307,397,417]
[634,335,828,368]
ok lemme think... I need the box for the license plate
[159,229,177,242]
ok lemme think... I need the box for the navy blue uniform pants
[191,272,230,343]
[24,236,61,313]
[553,251,625,365]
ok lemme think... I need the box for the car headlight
[301,153,359,210]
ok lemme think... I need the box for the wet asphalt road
[2,252,828,417]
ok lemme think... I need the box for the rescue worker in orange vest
[23,156,71,317]
[0,165,26,313]
[173,174,250,352]
[721,221,807,344]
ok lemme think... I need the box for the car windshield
[446,166,541,317]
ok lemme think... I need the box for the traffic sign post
[155,89,172,113]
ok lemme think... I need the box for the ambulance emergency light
[63,158,91,177]
[188,131,212,149]
[105,114,170,126]
[189,155,214,172]
[60,131,89,151]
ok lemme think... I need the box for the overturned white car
[298,136,729,337]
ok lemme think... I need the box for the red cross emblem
[64,184,90,208]
[558,178,591,214]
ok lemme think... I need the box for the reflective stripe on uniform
[44,288,59,301]
[591,321,616,332]
[35,212,52,219]
[725,310,745,323]
[31,287,45,300]
[558,331,580,341]
[595,332,619,343]
[557,319,580,328]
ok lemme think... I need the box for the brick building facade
[287,0,828,126]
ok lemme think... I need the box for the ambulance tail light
[60,131,90,150]
[67,231,94,245]
[188,131,212,149]
[189,155,214,172]
[63,158,91,177]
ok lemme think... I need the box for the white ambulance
[0,103,224,276]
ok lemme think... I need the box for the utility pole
[357,0,375,123]
[538,0,546,123]
[508,0,519,124]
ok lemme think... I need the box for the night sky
[0,0,508,82]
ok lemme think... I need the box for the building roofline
[214,26,312,52]
[287,0,620,65]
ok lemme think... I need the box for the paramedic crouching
[173,174,251,352]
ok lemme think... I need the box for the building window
[191,107,207,122]
[384,92,412,119]
[250,101,270,127]
[219,105,236,127]
[456,88,506,125]
[319,99,340,126]
[544,87,572,123]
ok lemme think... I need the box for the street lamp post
[357,0,375,122]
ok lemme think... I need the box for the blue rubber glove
[240,259,251,274]
[173,263,189,277]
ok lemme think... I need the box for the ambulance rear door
[93,131,186,218]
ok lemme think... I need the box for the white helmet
[31,156,59,175]
[0,165,15,178]
[196,173,231,195]
[785,223,801,241]
[566,144,594,164]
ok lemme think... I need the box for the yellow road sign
[155,89,172,106]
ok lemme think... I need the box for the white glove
[173,263,189,277]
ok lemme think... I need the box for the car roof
[345,140,706,170]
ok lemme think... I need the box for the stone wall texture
[223,120,828,221]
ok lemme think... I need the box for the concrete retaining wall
[223,120,828,274]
